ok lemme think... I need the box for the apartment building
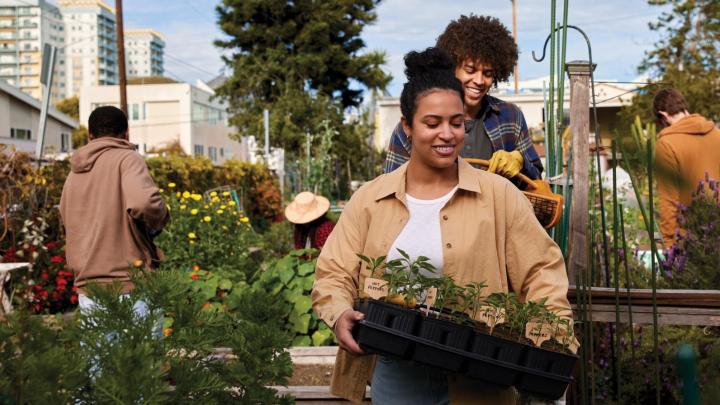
[125,29,163,77]
[80,81,249,164]
[58,0,116,97]
[0,0,66,102]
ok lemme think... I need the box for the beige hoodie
[655,114,720,248]
[60,137,169,293]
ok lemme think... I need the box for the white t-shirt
[386,186,458,276]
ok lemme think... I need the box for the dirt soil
[289,364,335,386]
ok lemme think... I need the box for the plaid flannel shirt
[383,94,544,179]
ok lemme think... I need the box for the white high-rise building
[125,29,163,77]
[58,0,117,97]
[0,0,67,102]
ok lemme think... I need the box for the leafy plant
[253,249,334,347]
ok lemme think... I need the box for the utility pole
[35,43,57,165]
[115,0,128,114]
[511,0,519,94]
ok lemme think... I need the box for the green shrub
[147,156,282,227]
[253,249,334,346]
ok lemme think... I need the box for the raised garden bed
[353,298,577,400]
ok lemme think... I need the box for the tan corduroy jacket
[312,160,572,404]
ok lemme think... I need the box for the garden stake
[647,140,660,405]
[618,204,639,404]
[555,0,570,176]
[611,140,622,402]
[616,135,663,266]
[677,344,700,405]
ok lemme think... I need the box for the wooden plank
[270,385,370,401]
[565,62,593,283]
[572,304,720,326]
[568,286,720,308]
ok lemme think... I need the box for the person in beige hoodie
[60,106,169,313]
[653,88,720,248]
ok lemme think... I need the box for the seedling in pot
[456,281,488,320]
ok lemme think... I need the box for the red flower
[52,291,61,300]
[56,277,68,286]
[40,272,49,281]
[71,286,77,293]
[56,285,66,292]
[33,304,42,313]
[50,255,64,264]
[190,273,199,280]
[70,294,78,304]
[45,241,57,249]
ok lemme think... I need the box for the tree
[214,0,391,196]
[55,96,89,149]
[620,0,720,125]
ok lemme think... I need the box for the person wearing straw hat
[285,191,336,251]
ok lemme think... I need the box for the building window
[194,144,204,157]
[208,146,217,162]
[10,128,32,140]
[61,133,69,152]
[219,148,224,158]
[131,103,139,120]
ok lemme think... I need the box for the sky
[117,0,671,97]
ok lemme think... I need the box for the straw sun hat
[284,191,330,224]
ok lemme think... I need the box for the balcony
[0,46,17,52]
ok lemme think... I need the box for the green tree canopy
[214,0,391,197]
[620,0,720,125]
[215,0,390,110]
[55,96,88,149]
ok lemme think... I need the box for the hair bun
[404,47,455,80]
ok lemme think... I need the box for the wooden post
[565,60,595,282]
[115,0,128,115]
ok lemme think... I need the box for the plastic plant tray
[352,300,576,400]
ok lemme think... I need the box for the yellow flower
[191,194,202,201]
[240,217,249,223]
[211,197,220,203]
[190,208,199,215]
[210,191,218,197]
[188,232,197,239]
[203,216,212,222]
[159,188,164,193]
[168,182,176,188]
[228,201,236,206]
[176,192,181,197]
[220,205,227,209]
[204,205,209,209]
[222,191,230,196]
[182,191,191,199]
[180,205,186,210]
[216,209,224,215]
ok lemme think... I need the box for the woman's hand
[335,309,365,354]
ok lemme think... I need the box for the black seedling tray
[466,332,526,386]
[412,316,473,372]
[516,345,578,399]
[353,299,419,357]
[352,299,575,400]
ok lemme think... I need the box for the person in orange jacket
[653,87,720,248]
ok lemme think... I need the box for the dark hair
[653,88,689,122]
[436,14,518,85]
[399,47,464,125]
[88,106,128,138]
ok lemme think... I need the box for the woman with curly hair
[384,15,544,183]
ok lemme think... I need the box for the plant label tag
[477,306,505,328]
[423,287,438,315]
[525,322,553,347]
[363,278,388,300]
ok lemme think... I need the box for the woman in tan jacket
[312,48,573,404]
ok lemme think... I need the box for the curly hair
[436,14,518,85]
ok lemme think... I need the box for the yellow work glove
[487,150,524,178]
